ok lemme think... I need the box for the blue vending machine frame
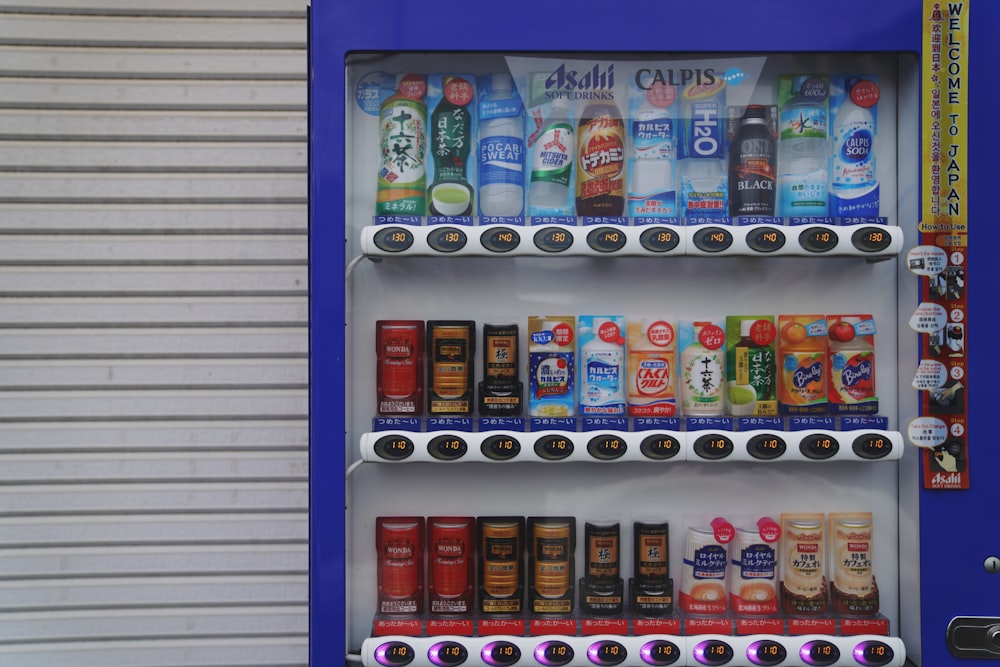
[310,1,999,665]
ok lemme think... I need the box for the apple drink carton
[678,320,726,416]
[829,75,880,217]
[725,316,777,417]
[777,315,828,415]
[528,316,576,417]
[827,315,878,414]
[425,75,477,218]
[677,78,728,222]
[627,318,677,417]
[627,76,677,218]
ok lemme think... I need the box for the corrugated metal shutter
[0,2,309,665]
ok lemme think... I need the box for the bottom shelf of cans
[368,513,893,666]
[361,633,905,667]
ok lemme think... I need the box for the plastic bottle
[428,76,474,217]
[830,77,878,208]
[579,316,626,416]
[376,76,427,216]
[777,75,829,217]
[728,105,776,217]
[628,98,675,217]
[478,73,525,217]
[679,321,724,416]
[528,97,574,211]
[827,315,878,414]
[576,101,626,216]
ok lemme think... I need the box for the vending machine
[309,1,995,666]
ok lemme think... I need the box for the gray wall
[0,2,309,665]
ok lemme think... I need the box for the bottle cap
[740,319,755,337]
[742,104,766,120]
[492,72,513,94]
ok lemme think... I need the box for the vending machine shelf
[359,428,902,464]
[361,633,906,667]
[360,221,902,259]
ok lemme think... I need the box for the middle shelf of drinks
[361,417,902,464]
[361,217,902,259]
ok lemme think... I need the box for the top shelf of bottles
[361,218,902,259]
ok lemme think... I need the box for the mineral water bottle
[777,75,829,217]
[478,73,525,217]
[528,97,574,211]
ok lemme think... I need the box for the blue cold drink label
[480,135,525,188]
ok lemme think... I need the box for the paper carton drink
[528,316,576,417]
[777,315,828,415]
[627,318,676,417]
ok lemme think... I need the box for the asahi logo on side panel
[544,64,615,100]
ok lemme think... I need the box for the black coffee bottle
[729,105,776,217]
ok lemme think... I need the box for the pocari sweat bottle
[777,75,829,217]
[478,73,525,217]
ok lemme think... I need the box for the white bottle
[528,96,574,212]
[579,317,626,415]
[777,75,829,217]
[679,321,724,416]
[628,100,675,217]
[830,78,877,197]
[478,73,525,217]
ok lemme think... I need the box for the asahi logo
[932,472,962,486]
[544,64,615,100]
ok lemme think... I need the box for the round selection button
[693,433,735,460]
[746,639,787,666]
[429,641,468,667]
[800,639,840,667]
[638,226,681,253]
[587,640,627,666]
[852,432,893,460]
[481,227,521,253]
[586,226,628,253]
[533,227,575,253]
[587,434,628,460]
[427,226,468,253]
[534,640,574,667]
[639,433,681,460]
[373,435,415,461]
[693,639,734,666]
[747,433,787,460]
[640,640,681,666]
[375,641,415,667]
[482,641,521,667]
[428,434,468,461]
[481,434,522,461]
[372,226,415,253]
[534,434,574,460]
[853,640,895,667]
[799,434,841,460]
